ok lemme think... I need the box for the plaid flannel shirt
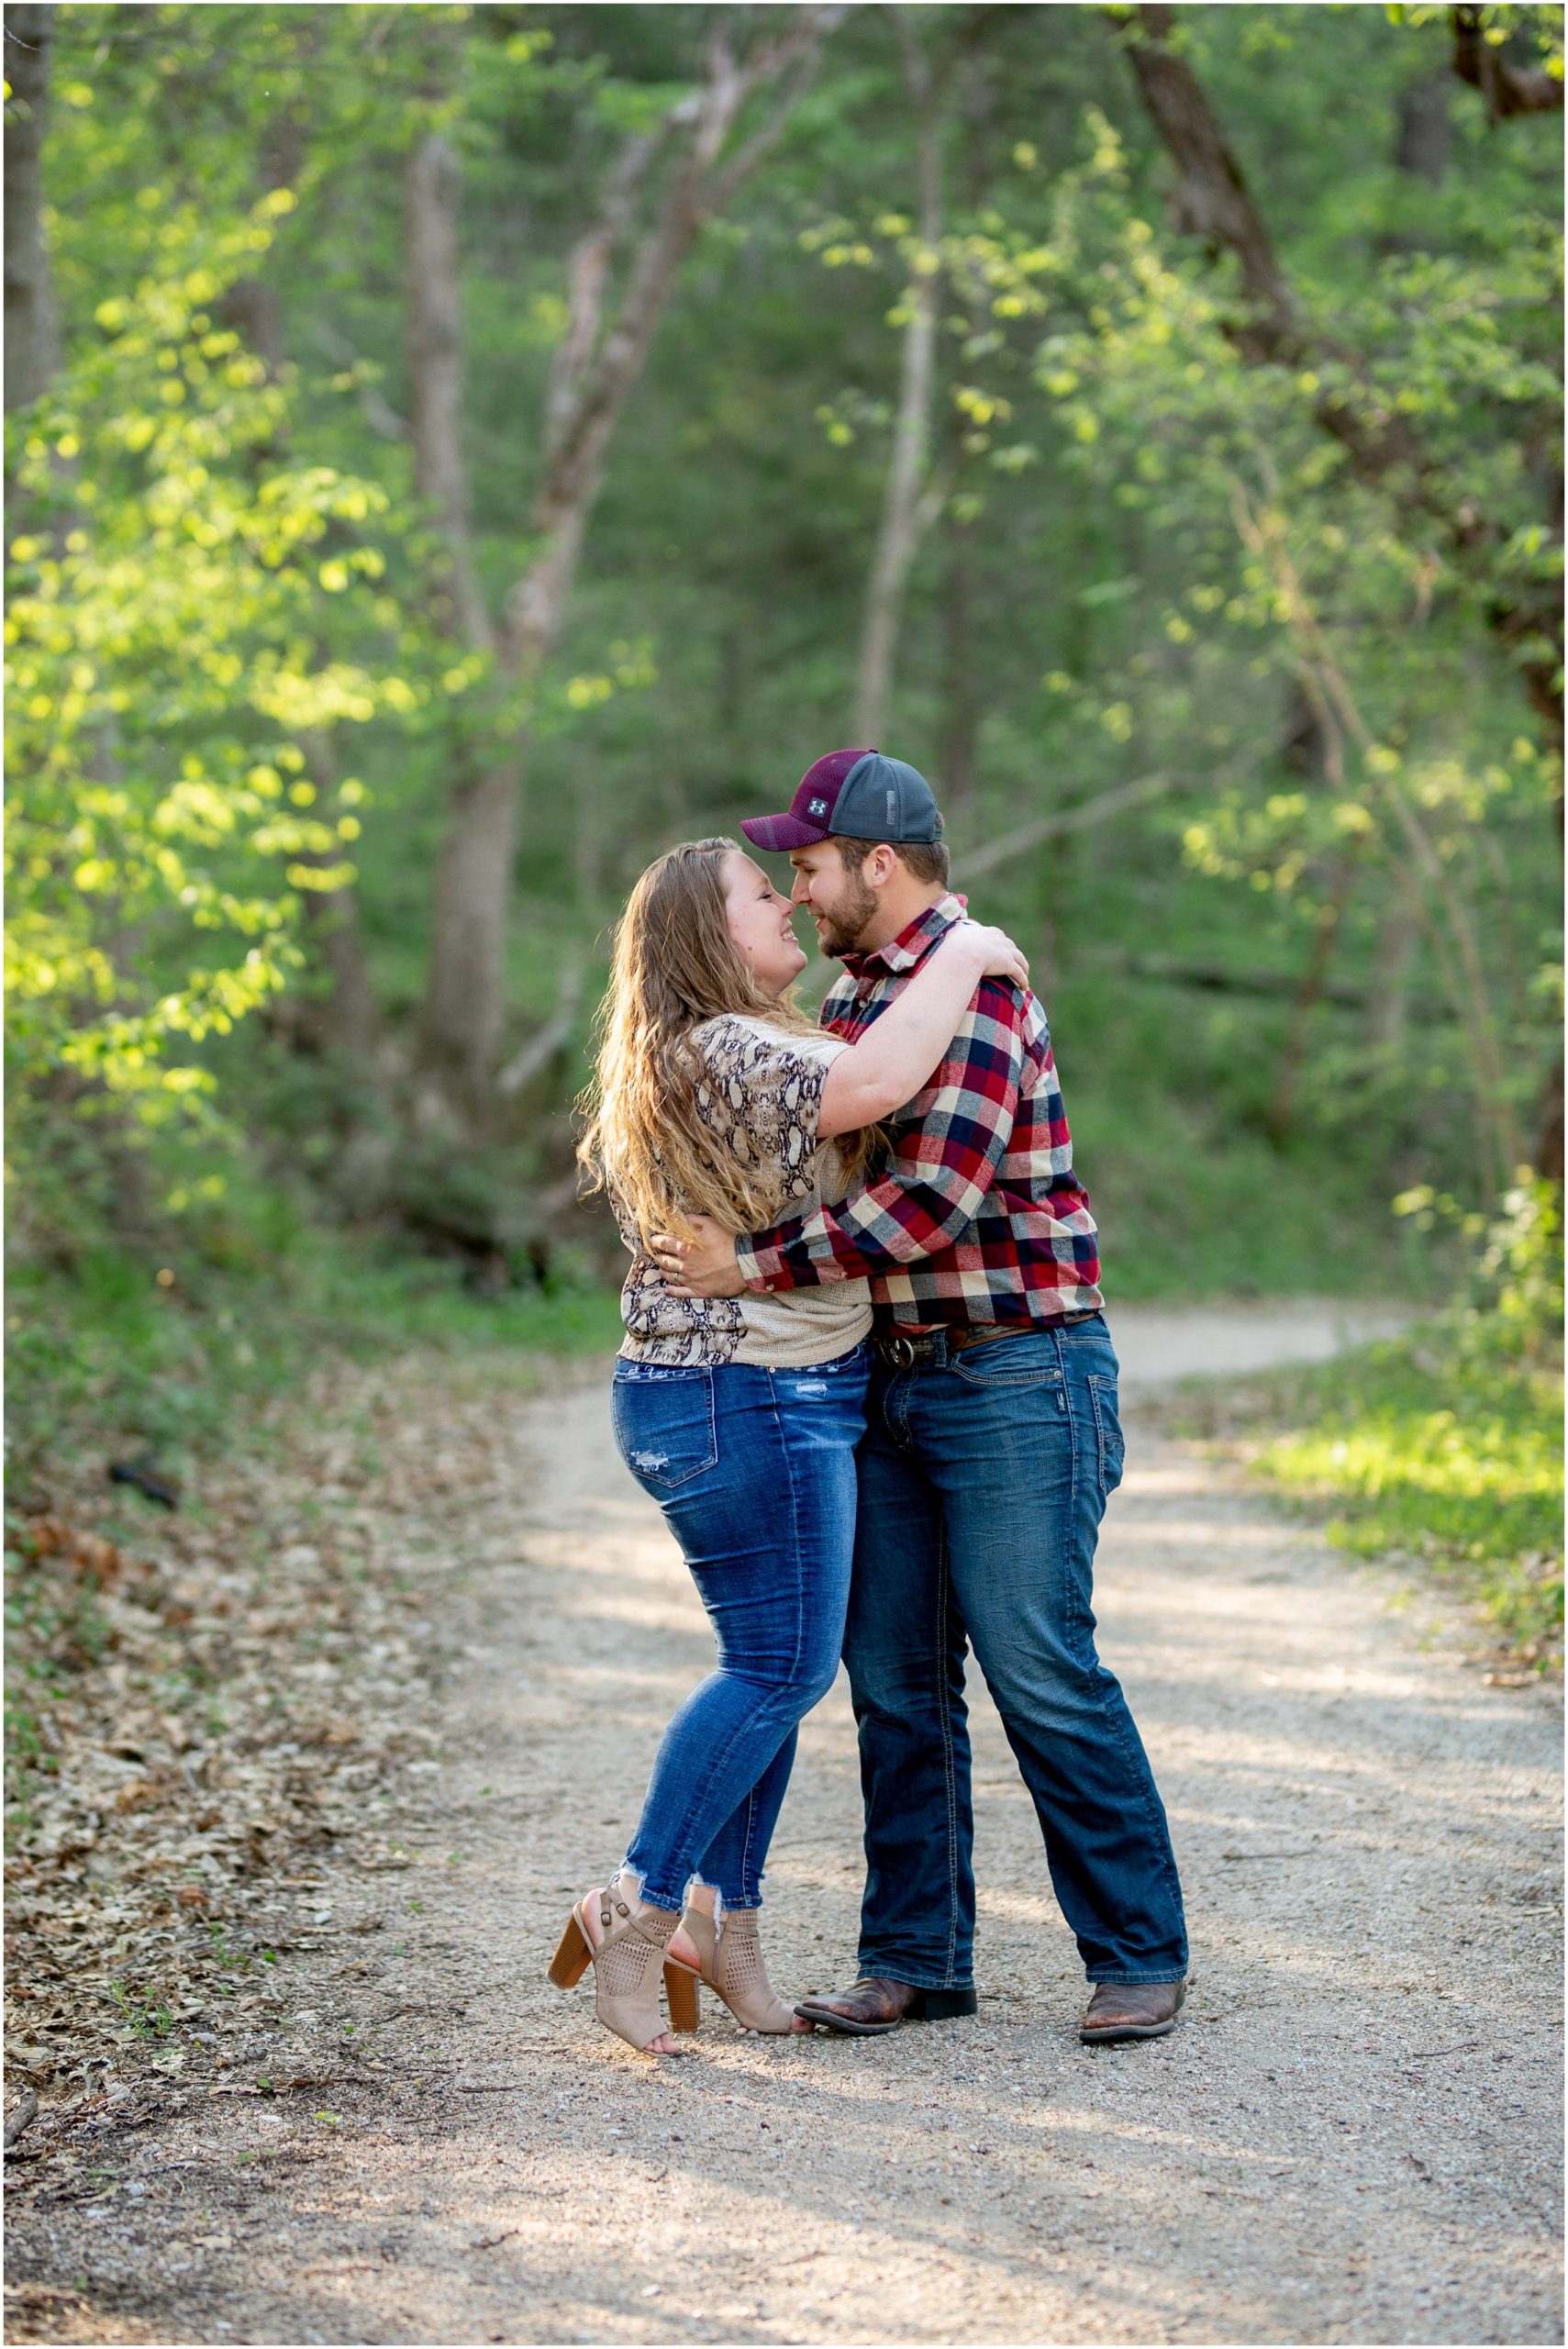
[734,895,1103,1330]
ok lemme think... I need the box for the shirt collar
[841,892,967,982]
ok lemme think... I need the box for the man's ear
[865,843,900,888]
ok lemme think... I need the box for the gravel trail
[6,1304,1561,2347]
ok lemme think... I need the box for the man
[651,748,1186,2044]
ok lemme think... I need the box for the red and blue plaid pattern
[735,896,1103,1330]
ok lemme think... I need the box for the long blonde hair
[578,836,874,1240]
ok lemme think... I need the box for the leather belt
[877,1309,1102,1371]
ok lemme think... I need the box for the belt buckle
[885,1334,918,1371]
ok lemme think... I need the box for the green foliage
[6,191,397,1121]
[6,1230,623,1493]
[1213,1181,1564,1661]
[1252,1338,1562,1660]
[107,1981,176,2040]
[6,3,1562,1486]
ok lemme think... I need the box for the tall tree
[1116,3,1563,759]
[418,8,840,1120]
[4,1,61,410]
[854,12,948,744]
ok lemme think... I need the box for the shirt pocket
[611,1365,718,1489]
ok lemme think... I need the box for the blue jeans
[610,1342,870,1913]
[847,1318,1187,1987]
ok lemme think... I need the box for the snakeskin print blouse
[615,1015,873,1369]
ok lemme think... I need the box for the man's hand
[649,1215,747,1297]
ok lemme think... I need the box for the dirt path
[7,1305,1562,2347]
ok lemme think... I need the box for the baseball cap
[740,749,942,853]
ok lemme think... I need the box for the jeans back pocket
[612,1365,718,1489]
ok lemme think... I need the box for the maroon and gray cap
[740,748,942,853]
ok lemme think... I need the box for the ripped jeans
[611,1343,870,1912]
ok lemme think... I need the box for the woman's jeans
[848,1317,1187,1987]
[610,1342,870,1913]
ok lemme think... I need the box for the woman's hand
[649,1215,747,1297]
[955,920,1029,987]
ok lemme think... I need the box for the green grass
[1185,1330,1563,1664]
[6,1233,624,1490]
[1071,1079,1439,1303]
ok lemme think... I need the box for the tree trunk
[854,14,945,744]
[220,109,305,378]
[1118,4,1295,342]
[936,492,979,816]
[1395,71,1451,184]
[1366,880,1422,1052]
[418,14,839,1122]
[422,753,522,1106]
[1265,873,1355,1147]
[1264,670,1350,1145]
[295,730,381,1063]
[406,124,506,1112]
[934,35,995,818]
[1451,5,1564,120]
[5,2,61,411]
[406,131,493,653]
[1531,1056,1563,1188]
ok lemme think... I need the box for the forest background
[5,0,1563,1680]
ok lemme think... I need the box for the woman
[554,836,1026,2054]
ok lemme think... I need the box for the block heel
[548,1910,592,1989]
[663,1962,700,2034]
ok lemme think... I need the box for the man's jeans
[612,1342,870,1913]
[847,1317,1187,1987]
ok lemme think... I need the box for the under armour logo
[809,796,828,817]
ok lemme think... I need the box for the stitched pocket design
[611,1367,718,1488]
[951,1334,1063,1392]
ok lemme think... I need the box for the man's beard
[817,865,880,958]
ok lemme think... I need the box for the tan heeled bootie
[673,1902,795,2033]
[548,1871,698,2054]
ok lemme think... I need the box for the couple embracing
[551,749,1187,2055]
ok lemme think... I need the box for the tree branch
[962,772,1173,877]
[4,0,61,411]
[1095,946,1399,1010]
[495,962,584,1097]
[1115,4,1295,349]
[1451,6,1564,119]
[1115,3,1563,752]
[500,6,843,674]
[543,112,682,471]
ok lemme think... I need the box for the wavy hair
[578,836,875,1240]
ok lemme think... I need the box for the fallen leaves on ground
[4,1357,532,2093]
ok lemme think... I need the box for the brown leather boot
[1080,1979,1185,2043]
[794,1976,978,2035]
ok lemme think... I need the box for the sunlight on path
[272,1297,1554,2348]
[1110,1298,1413,1387]
[18,1302,1557,2348]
